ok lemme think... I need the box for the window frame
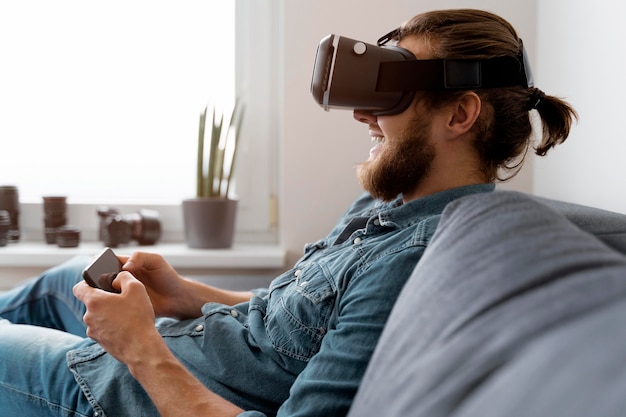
[11,0,280,247]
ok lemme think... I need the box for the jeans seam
[49,288,86,323]
[0,381,92,417]
[0,289,85,327]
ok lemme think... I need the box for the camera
[97,207,161,247]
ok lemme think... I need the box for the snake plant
[196,99,245,198]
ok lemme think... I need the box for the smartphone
[82,247,123,293]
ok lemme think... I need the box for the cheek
[378,107,417,137]
[377,118,400,138]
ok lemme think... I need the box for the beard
[357,119,435,202]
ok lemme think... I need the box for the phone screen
[82,247,123,292]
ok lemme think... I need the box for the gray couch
[348,190,626,417]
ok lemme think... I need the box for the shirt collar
[376,183,496,228]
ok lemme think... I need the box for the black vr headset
[310,29,534,116]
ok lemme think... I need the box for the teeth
[371,136,385,144]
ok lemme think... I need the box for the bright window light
[0,1,235,204]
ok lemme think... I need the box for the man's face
[355,36,438,202]
[355,108,435,202]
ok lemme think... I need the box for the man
[0,9,576,417]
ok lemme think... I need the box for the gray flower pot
[182,198,237,249]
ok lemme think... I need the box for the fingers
[73,271,143,297]
[111,270,142,293]
[123,251,166,273]
[97,272,120,293]
[73,280,93,302]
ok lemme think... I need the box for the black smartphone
[82,247,123,293]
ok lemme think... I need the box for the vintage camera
[97,207,161,247]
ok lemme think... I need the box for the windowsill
[0,241,286,269]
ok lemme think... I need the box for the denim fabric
[0,256,95,416]
[0,184,493,417]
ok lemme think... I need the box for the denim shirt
[66,184,494,417]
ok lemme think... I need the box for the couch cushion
[347,191,626,417]
[452,296,626,417]
[530,192,626,255]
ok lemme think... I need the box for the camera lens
[0,210,10,247]
[43,196,68,244]
[136,209,161,245]
[56,225,81,248]
[0,186,20,242]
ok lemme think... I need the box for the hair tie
[528,88,546,110]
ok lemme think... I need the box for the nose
[353,109,377,125]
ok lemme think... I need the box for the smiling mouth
[368,136,386,160]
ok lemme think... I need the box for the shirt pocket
[265,262,337,362]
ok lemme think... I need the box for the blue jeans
[0,256,95,416]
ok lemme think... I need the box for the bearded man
[0,8,576,417]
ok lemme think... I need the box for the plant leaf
[196,106,208,197]
[224,99,245,197]
[196,99,244,198]
[206,105,223,197]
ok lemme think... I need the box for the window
[0,1,278,244]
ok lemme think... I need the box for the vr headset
[310,29,534,116]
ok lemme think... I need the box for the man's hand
[118,251,190,318]
[120,251,254,320]
[73,265,245,417]
[73,271,160,365]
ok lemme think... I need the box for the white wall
[279,0,538,265]
[534,0,626,213]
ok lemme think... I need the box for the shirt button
[373,219,380,226]
[294,269,302,277]
[230,309,239,318]
[353,237,362,245]
[194,324,204,332]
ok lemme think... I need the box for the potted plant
[182,99,245,248]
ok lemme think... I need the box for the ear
[448,92,481,135]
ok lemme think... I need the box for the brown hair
[397,9,578,181]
